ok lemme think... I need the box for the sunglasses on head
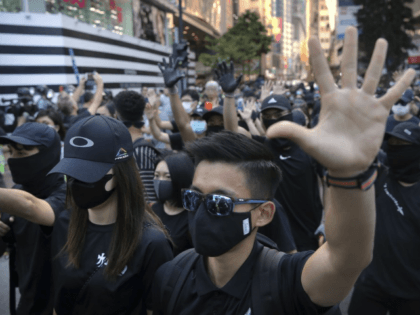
[182,189,268,217]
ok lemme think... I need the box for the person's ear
[254,202,275,228]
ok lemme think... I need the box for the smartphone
[86,73,94,80]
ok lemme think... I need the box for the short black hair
[181,89,199,102]
[185,131,282,200]
[113,91,146,122]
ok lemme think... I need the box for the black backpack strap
[252,246,286,315]
[161,248,200,315]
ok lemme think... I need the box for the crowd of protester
[0,26,419,315]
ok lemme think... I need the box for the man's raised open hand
[266,26,415,177]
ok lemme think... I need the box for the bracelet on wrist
[325,163,378,191]
[224,92,235,98]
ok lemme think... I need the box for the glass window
[45,0,133,36]
[0,0,21,12]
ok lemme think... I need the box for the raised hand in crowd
[266,26,415,306]
[238,99,260,136]
[158,56,185,88]
[86,72,104,115]
[260,80,274,102]
[158,55,196,143]
[273,80,288,95]
[71,76,87,103]
[214,60,243,95]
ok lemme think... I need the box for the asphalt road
[0,255,20,315]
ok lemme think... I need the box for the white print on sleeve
[383,183,404,216]
[244,308,251,315]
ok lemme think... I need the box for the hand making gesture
[238,99,255,121]
[158,55,185,88]
[214,61,243,94]
[260,80,274,102]
[266,27,415,177]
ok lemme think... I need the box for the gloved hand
[158,56,186,88]
[214,61,243,94]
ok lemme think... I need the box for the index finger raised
[309,36,336,95]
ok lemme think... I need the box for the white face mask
[182,102,193,114]
[392,104,410,117]
[190,120,207,134]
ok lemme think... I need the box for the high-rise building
[319,0,331,58]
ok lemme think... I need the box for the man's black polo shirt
[153,241,330,314]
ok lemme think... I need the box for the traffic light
[172,41,189,68]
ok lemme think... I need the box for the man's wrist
[168,86,178,95]
[224,92,235,98]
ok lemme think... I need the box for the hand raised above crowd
[158,56,185,88]
[238,99,255,121]
[214,61,242,94]
[260,80,273,102]
[266,26,415,177]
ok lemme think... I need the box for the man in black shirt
[152,27,416,314]
[349,122,420,315]
[223,77,324,251]
[0,122,66,315]
[114,90,159,204]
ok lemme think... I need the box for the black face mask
[153,180,174,203]
[387,144,420,183]
[68,174,115,209]
[8,140,60,191]
[188,203,256,257]
[206,125,224,135]
[262,113,293,130]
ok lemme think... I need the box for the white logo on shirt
[383,183,404,216]
[279,155,291,160]
[97,253,108,267]
[244,308,251,315]
[96,253,127,276]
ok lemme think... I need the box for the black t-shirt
[356,167,420,299]
[153,241,329,314]
[171,120,179,133]
[385,115,420,133]
[52,210,174,314]
[152,202,192,256]
[169,133,185,151]
[12,178,66,315]
[259,199,296,252]
[70,108,91,127]
[252,136,324,251]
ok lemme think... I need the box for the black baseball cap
[202,106,224,121]
[385,122,420,145]
[260,95,292,112]
[48,115,134,183]
[191,107,208,118]
[0,122,58,147]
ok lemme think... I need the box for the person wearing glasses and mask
[0,115,173,314]
[152,152,195,256]
[152,27,416,315]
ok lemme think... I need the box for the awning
[174,11,220,39]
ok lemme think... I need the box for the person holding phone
[0,115,173,314]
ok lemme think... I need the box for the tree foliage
[354,0,420,78]
[198,10,272,68]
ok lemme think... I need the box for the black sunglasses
[182,189,268,217]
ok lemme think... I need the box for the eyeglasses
[182,189,268,216]
[261,111,290,120]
